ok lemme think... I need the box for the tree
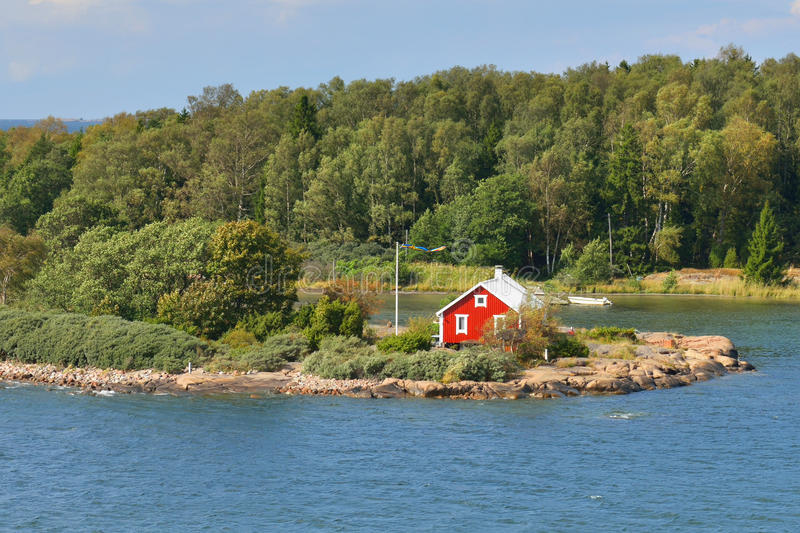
[650,226,682,266]
[605,124,644,229]
[566,238,612,285]
[289,94,319,139]
[191,102,278,221]
[34,193,121,251]
[723,247,739,268]
[693,118,777,250]
[26,219,218,319]
[0,135,73,234]
[743,201,786,285]
[529,149,577,274]
[206,220,303,316]
[0,227,46,305]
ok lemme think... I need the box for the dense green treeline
[2,46,799,281]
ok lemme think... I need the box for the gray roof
[436,272,543,316]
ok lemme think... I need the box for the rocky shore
[0,333,754,399]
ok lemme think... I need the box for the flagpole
[395,241,399,336]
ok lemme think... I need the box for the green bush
[709,245,724,268]
[291,304,315,329]
[236,311,291,341]
[301,336,378,379]
[0,307,212,373]
[300,296,365,348]
[377,316,435,354]
[566,238,612,285]
[207,333,311,373]
[157,279,237,339]
[443,347,519,382]
[220,327,258,348]
[26,219,219,320]
[662,270,678,292]
[377,330,432,354]
[300,339,519,383]
[381,350,454,381]
[259,333,311,362]
[234,347,289,372]
[339,301,365,337]
[723,247,739,268]
[548,336,589,358]
[586,326,636,342]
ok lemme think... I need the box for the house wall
[441,286,510,344]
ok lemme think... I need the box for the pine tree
[723,247,738,268]
[743,201,785,285]
[289,94,319,139]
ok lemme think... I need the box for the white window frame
[455,314,469,335]
[474,294,487,308]
[493,314,506,332]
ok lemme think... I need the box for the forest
[1,45,799,309]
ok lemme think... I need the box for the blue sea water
[1,295,799,532]
[0,119,102,133]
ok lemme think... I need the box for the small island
[0,327,754,399]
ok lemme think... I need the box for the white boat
[567,296,613,306]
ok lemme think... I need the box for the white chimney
[494,265,503,280]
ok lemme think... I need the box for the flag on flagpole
[400,244,446,252]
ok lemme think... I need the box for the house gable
[439,286,511,343]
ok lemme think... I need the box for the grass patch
[610,345,636,360]
[584,327,637,342]
[555,357,588,368]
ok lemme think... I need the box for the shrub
[236,311,291,342]
[723,247,739,268]
[381,350,454,381]
[156,279,238,339]
[662,270,678,292]
[548,336,589,358]
[586,326,636,342]
[25,219,219,320]
[259,333,311,362]
[301,336,378,379]
[220,328,258,348]
[291,304,315,329]
[442,347,519,383]
[377,331,432,354]
[339,301,365,337]
[300,296,366,348]
[566,238,612,285]
[206,333,311,373]
[377,317,435,354]
[234,347,289,372]
[0,307,212,373]
[709,245,723,268]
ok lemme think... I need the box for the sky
[1,0,800,118]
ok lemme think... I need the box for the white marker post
[395,241,399,336]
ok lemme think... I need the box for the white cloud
[653,2,800,57]
[8,61,36,82]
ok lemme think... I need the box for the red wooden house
[435,266,543,346]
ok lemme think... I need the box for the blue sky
[2,0,800,118]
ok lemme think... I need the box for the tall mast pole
[608,212,613,270]
[395,241,399,336]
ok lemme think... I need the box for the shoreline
[0,332,755,400]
